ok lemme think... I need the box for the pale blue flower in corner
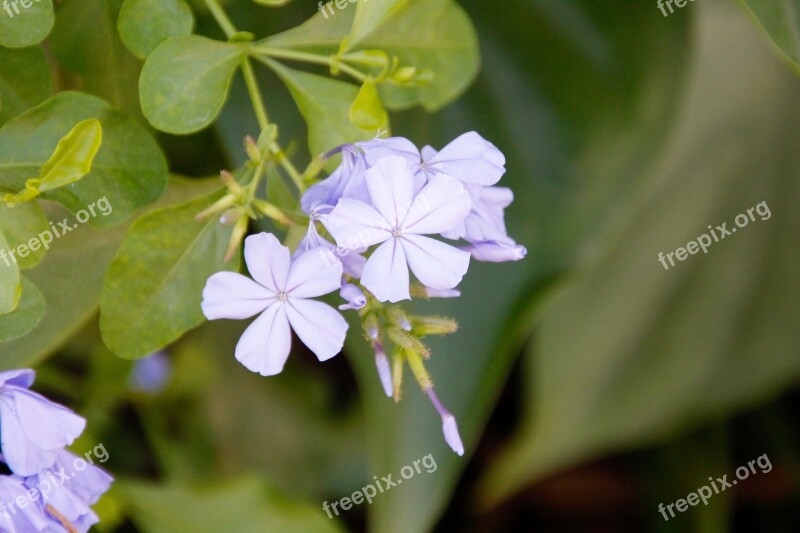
[0,370,86,477]
[129,351,172,394]
[324,155,472,302]
[202,233,349,376]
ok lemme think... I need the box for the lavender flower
[202,233,349,376]
[0,475,50,531]
[128,351,172,394]
[416,131,506,187]
[324,155,472,302]
[0,370,86,477]
[24,450,113,533]
[339,283,367,310]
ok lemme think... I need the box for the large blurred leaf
[739,0,800,70]
[49,0,142,118]
[264,0,479,112]
[0,45,52,126]
[345,0,407,50]
[0,178,219,369]
[0,92,168,226]
[0,277,44,341]
[267,60,386,156]
[118,0,194,59]
[481,1,800,507]
[100,186,239,359]
[140,36,247,134]
[0,227,20,314]
[116,476,343,533]
[0,0,54,48]
[338,0,693,531]
[0,198,49,270]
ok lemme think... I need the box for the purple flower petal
[425,131,505,185]
[365,155,415,228]
[0,475,50,531]
[243,233,290,293]
[0,388,86,476]
[463,241,527,262]
[361,240,410,302]
[402,175,471,235]
[373,343,393,397]
[338,283,367,310]
[360,136,420,167]
[285,299,348,361]
[301,145,368,212]
[401,234,470,290]
[295,222,366,278]
[324,199,391,250]
[234,303,292,376]
[0,370,34,389]
[285,249,343,299]
[201,271,274,320]
[442,415,465,456]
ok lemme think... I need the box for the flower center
[278,291,288,302]
[391,227,403,238]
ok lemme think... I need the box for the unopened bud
[245,136,261,163]
[363,313,380,341]
[387,327,429,359]
[224,216,249,262]
[386,307,411,331]
[411,316,458,336]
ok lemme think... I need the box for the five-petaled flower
[202,233,349,376]
[324,155,472,302]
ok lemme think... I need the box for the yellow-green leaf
[349,77,387,130]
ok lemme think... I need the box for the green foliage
[140,36,248,134]
[100,186,241,360]
[0,92,167,226]
[0,199,48,270]
[0,45,51,126]
[350,77,388,130]
[0,227,20,314]
[739,0,800,70]
[118,0,194,59]
[116,477,343,533]
[0,277,44,341]
[0,0,53,48]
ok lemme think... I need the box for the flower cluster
[202,132,524,456]
[0,369,112,532]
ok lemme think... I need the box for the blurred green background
[8,0,800,531]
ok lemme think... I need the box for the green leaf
[349,77,387,130]
[5,119,102,204]
[49,0,142,118]
[140,36,248,134]
[0,198,49,269]
[118,0,194,60]
[345,0,408,50]
[0,178,220,370]
[0,92,168,226]
[265,0,479,111]
[0,228,20,314]
[268,60,387,156]
[0,0,54,48]
[100,187,241,359]
[116,477,343,533]
[480,1,800,507]
[739,0,800,71]
[0,45,52,126]
[0,277,43,341]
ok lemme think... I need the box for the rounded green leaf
[118,0,194,60]
[345,0,408,50]
[100,187,241,359]
[0,227,20,314]
[0,198,49,270]
[0,92,168,226]
[268,60,388,156]
[0,45,52,126]
[140,35,248,134]
[350,77,388,130]
[0,0,54,48]
[0,277,43,341]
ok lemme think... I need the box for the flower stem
[252,46,369,83]
[241,58,269,130]
[204,0,237,38]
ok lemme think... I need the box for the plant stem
[204,0,237,38]
[241,58,269,130]
[252,46,369,82]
